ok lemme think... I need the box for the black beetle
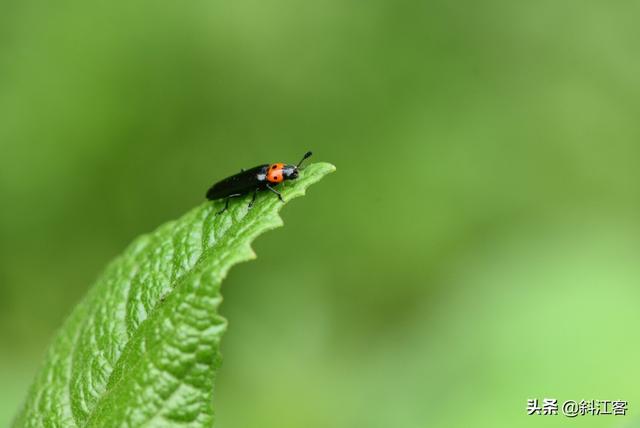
[206,151,312,214]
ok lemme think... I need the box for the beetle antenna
[297,151,313,168]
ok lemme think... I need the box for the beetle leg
[266,184,285,202]
[247,188,258,209]
[217,194,241,215]
[217,198,231,215]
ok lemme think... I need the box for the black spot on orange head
[267,163,285,183]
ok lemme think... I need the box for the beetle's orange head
[266,151,312,184]
[266,163,285,183]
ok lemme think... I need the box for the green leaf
[13,162,335,428]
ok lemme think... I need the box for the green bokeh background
[1,1,639,427]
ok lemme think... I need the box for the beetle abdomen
[205,165,268,200]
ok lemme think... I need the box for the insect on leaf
[13,162,336,428]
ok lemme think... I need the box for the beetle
[206,151,313,214]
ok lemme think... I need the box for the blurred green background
[1,0,639,427]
